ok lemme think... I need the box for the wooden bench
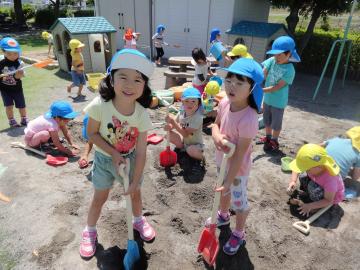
[164,71,194,88]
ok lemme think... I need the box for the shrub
[295,29,360,80]
[0,7,11,18]
[9,4,35,21]
[74,9,94,17]
[34,8,67,28]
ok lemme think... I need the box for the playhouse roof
[50,17,116,34]
[226,21,285,38]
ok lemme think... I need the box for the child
[67,39,86,97]
[41,31,54,58]
[123,28,140,49]
[259,36,300,151]
[164,87,204,161]
[152,24,168,65]
[0,37,29,127]
[208,58,264,255]
[225,44,253,67]
[24,101,79,156]
[191,47,211,94]
[288,126,360,193]
[78,114,94,169]
[288,144,344,217]
[79,49,156,258]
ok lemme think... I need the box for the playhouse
[50,16,117,73]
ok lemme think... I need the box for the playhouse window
[234,37,245,46]
[55,34,63,54]
[94,40,101,52]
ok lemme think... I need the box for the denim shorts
[91,150,143,190]
[71,70,86,86]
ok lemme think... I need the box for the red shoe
[256,136,270,145]
[268,139,279,151]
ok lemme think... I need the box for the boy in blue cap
[24,101,80,156]
[164,87,205,161]
[0,37,29,127]
[259,36,300,151]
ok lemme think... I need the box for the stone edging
[20,56,59,70]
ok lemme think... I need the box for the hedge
[9,4,35,21]
[74,9,94,17]
[34,8,69,28]
[295,29,360,81]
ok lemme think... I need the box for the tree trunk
[285,2,302,37]
[298,5,322,55]
[54,0,60,19]
[13,0,26,27]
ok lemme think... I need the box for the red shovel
[159,99,177,167]
[198,140,235,266]
[11,142,68,166]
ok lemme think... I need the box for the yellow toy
[202,78,221,113]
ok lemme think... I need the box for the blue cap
[45,101,79,119]
[266,36,300,63]
[107,49,154,78]
[221,58,264,112]
[209,76,223,86]
[182,87,201,100]
[210,28,220,43]
[157,24,165,33]
[0,37,21,53]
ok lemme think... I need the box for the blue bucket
[210,42,226,61]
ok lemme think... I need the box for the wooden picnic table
[168,56,217,72]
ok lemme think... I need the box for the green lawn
[0,68,71,131]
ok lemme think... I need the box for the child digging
[207,58,264,255]
[0,37,29,127]
[67,39,86,97]
[24,101,80,156]
[79,49,156,258]
[259,36,300,151]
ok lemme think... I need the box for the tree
[13,0,26,27]
[49,0,60,18]
[270,0,352,55]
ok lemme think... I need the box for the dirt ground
[0,56,359,270]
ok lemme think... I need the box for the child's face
[55,117,70,126]
[275,52,290,64]
[113,68,145,102]
[216,34,221,40]
[182,98,199,115]
[307,166,326,176]
[4,51,19,61]
[224,75,252,104]
[75,47,83,53]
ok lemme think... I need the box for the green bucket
[153,90,174,105]
[281,156,293,172]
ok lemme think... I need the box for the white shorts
[230,176,249,212]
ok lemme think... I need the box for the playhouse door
[89,34,106,73]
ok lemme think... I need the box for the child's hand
[287,181,296,195]
[70,144,80,150]
[15,69,24,78]
[214,134,230,152]
[214,181,231,196]
[165,114,176,124]
[111,150,125,172]
[298,203,312,217]
[163,123,173,131]
[122,181,140,196]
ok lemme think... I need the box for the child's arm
[165,114,195,138]
[60,125,79,150]
[298,191,335,217]
[211,116,229,152]
[263,67,268,79]
[263,80,287,93]
[287,171,299,194]
[216,137,252,193]
[49,130,75,156]
[87,117,125,168]
[123,131,147,195]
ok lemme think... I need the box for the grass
[0,68,71,131]
[0,232,16,270]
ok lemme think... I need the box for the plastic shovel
[119,160,140,270]
[159,99,177,167]
[198,140,235,266]
[0,59,54,78]
[10,142,68,166]
[292,205,332,235]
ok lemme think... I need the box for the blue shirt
[262,57,295,109]
[325,137,360,179]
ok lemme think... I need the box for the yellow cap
[289,144,340,176]
[346,126,360,151]
[205,81,220,96]
[69,39,85,51]
[41,31,50,40]
[227,44,253,59]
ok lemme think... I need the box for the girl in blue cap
[80,49,156,258]
[24,101,80,156]
[164,87,205,161]
[0,37,29,127]
[207,58,264,255]
[152,24,168,65]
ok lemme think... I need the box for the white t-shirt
[85,96,153,156]
[193,63,208,86]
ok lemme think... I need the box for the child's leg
[77,84,84,96]
[26,130,51,147]
[186,144,204,160]
[19,107,26,118]
[87,189,110,226]
[5,105,14,120]
[131,188,142,217]
[169,130,184,148]
[263,103,272,138]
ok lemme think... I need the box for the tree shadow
[54,69,72,81]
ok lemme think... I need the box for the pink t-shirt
[215,98,258,176]
[24,115,59,136]
[308,171,344,204]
